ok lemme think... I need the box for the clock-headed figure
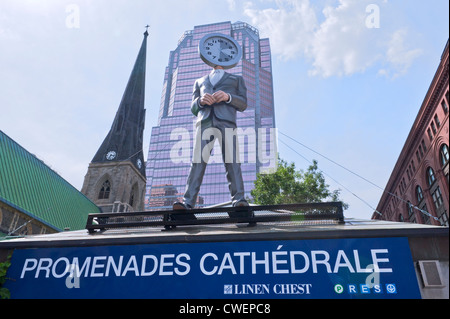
[172,33,252,222]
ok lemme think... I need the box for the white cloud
[244,0,317,60]
[243,0,422,78]
[308,0,383,77]
[381,28,423,77]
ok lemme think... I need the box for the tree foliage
[0,255,11,299]
[251,158,347,208]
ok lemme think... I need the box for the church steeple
[91,30,148,177]
[82,30,149,213]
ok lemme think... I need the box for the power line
[143,99,437,221]
[277,130,439,221]
[279,131,381,190]
[278,137,381,215]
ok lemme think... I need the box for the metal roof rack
[85,202,344,233]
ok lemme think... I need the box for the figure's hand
[199,93,216,106]
[213,91,230,103]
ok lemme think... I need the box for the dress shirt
[206,69,232,104]
[209,69,224,86]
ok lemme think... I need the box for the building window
[98,180,111,199]
[431,121,437,135]
[440,144,449,167]
[441,144,449,185]
[407,201,415,223]
[438,212,449,227]
[442,99,449,115]
[427,128,433,141]
[129,184,138,208]
[129,192,135,207]
[416,185,424,203]
[432,186,444,210]
[421,204,431,225]
[422,139,427,152]
[426,167,436,186]
[434,114,441,128]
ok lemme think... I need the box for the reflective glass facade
[145,21,276,210]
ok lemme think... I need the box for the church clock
[106,151,117,161]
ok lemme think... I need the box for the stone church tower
[82,30,148,213]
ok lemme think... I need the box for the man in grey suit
[173,66,250,218]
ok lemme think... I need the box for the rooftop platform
[1,217,447,249]
[1,214,448,300]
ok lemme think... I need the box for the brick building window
[434,114,441,128]
[432,186,444,210]
[426,167,436,186]
[421,204,431,225]
[427,128,433,141]
[431,122,437,135]
[416,185,424,203]
[422,139,427,152]
[407,201,415,223]
[441,144,449,185]
[441,144,449,167]
[439,212,449,226]
[426,166,446,226]
[442,99,448,115]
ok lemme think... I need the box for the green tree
[0,255,12,299]
[251,158,347,208]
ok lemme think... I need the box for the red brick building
[373,40,449,226]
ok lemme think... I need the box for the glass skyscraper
[145,21,276,210]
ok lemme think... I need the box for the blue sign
[5,237,421,299]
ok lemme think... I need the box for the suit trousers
[183,116,245,208]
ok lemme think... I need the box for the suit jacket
[191,72,247,126]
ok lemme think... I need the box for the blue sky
[0,0,448,219]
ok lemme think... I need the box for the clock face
[106,151,117,161]
[199,33,242,69]
[136,158,142,169]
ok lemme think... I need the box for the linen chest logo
[224,283,312,295]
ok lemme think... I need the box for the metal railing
[85,202,345,233]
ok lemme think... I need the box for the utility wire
[144,102,437,221]
[278,137,381,215]
[278,130,439,221]
[279,131,381,190]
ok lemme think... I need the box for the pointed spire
[91,31,148,177]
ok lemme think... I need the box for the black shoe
[171,202,197,221]
[173,201,191,210]
[229,200,255,227]
[233,200,249,207]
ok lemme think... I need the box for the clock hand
[213,45,221,57]
[220,48,233,56]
